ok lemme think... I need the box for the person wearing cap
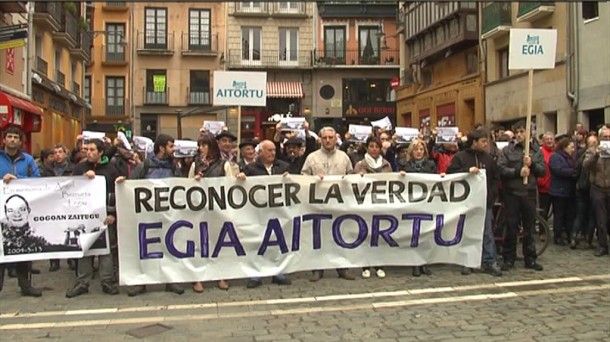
[273,121,316,175]
[497,120,545,272]
[238,140,258,171]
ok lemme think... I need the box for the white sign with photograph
[173,140,198,158]
[0,177,109,263]
[600,141,610,159]
[82,131,105,143]
[395,127,420,144]
[280,117,306,131]
[436,127,459,144]
[371,116,393,131]
[203,121,225,135]
[348,124,372,143]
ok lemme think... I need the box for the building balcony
[233,2,270,17]
[187,88,210,105]
[33,2,62,32]
[144,87,169,105]
[517,1,555,23]
[272,2,307,18]
[52,10,78,48]
[403,1,477,40]
[0,1,27,13]
[181,32,219,57]
[56,70,65,87]
[228,49,312,69]
[35,56,48,77]
[70,30,92,62]
[73,82,80,95]
[89,98,130,117]
[136,31,174,56]
[481,2,512,40]
[312,50,399,68]
[317,1,398,18]
[102,2,128,11]
[102,44,129,66]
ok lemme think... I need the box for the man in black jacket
[237,140,292,288]
[447,129,502,276]
[65,139,121,298]
[497,121,545,272]
[273,121,316,175]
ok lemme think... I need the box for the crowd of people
[0,118,608,299]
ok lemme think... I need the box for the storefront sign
[213,71,267,106]
[344,103,396,117]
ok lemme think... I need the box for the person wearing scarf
[353,136,392,279]
[549,136,577,246]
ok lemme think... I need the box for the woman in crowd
[549,136,577,246]
[354,136,393,279]
[398,139,435,277]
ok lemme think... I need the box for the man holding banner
[301,127,356,282]
[0,126,42,297]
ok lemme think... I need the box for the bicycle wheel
[534,213,550,257]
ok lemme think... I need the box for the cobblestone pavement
[0,244,609,341]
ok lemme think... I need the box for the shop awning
[0,91,43,116]
[266,82,304,98]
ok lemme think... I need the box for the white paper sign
[118,131,132,150]
[203,121,225,135]
[0,177,109,263]
[280,117,306,131]
[116,173,486,285]
[509,28,557,70]
[436,127,459,144]
[82,130,105,143]
[371,116,393,130]
[212,71,267,106]
[600,141,610,159]
[348,124,372,143]
[133,136,154,157]
[173,140,198,158]
[495,141,510,151]
[395,127,420,144]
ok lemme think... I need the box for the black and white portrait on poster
[0,176,108,263]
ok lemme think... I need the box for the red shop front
[0,91,43,153]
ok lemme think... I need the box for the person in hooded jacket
[447,129,502,277]
[549,136,577,246]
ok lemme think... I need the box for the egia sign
[508,28,557,70]
[212,71,267,106]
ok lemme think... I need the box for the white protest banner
[0,177,109,263]
[436,126,459,144]
[82,131,105,143]
[395,127,419,144]
[212,71,267,106]
[116,173,486,285]
[203,121,225,136]
[173,140,198,158]
[371,116,393,131]
[280,117,306,131]
[348,124,372,143]
[508,28,557,70]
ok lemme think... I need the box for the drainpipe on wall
[566,2,579,126]
[129,4,136,135]
[477,3,486,125]
[25,2,34,97]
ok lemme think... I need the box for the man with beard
[119,134,185,296]
[65,138,122,298]
[41,144,76,272]
[0,126,42,297]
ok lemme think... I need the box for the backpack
[138,158,181,178]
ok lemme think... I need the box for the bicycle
[492,202,550,258]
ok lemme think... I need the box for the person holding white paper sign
[353,136,392,279]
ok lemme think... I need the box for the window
[145,7,167,49]
[35,33,42,57]
[84,76,91,103]
[189,9,211,50]
[279,28,298,64]
[106,76,125,116]
[582,2,599,21]
[343,79,391,103]
[146,70,167,104]
[54,49,64,86]
[359,26,380,65]
[71,63,78,93]
[54,49,61,70]
[466,51,478,74]
[106,23,125,61]
[278,2,300,13]
[324,26,345,64]
[498,47,509,79]
[422,69,432,87]
[141,115,157,140]
[241,27,261,62]
[189,70,210,104]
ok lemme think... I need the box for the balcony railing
[73,82,80,95]
[144,87,169,105]
[482,2,512,37]
[313,50,399,67]
[56,70,65,87]
[137,30,174,53]
[181,32,219,55]
[89,98,130,117]
[33,2,62,30]
[102,44,128,63]
[54,10,78,47]
[517,1,555,22]
[106,1,126,7]
[228,49,312,68]
[273,2,306,16]
[234,2,269,15]
[35,56,48,76]
[187,88,210,105]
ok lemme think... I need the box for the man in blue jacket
[0,126,42,297]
